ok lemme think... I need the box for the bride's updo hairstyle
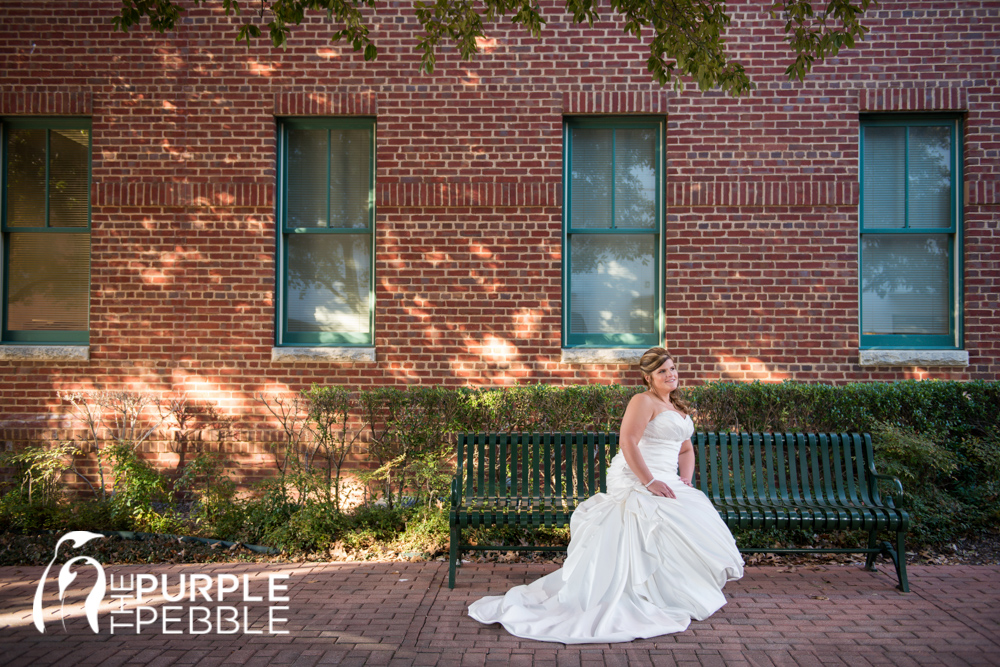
[639,347,692,415]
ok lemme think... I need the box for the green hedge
[345,380,1000,545]
[686,380,1000,544]
[349,379,1000,437]
[3,381,997,553]
[687,379,1000,437]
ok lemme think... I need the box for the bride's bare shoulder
[628,391,653,405]
[626,391,658,414]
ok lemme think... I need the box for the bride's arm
[619,394,676,499]
[677,439,694,487]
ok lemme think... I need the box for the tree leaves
[778,0,875,83]
[109,0,876,94]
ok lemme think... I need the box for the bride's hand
[647,480,676,499]
[679,475,694,488]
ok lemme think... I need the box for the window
[860,115,962,349]
[2,118,91,344]
[277,118,375,346]
[563,117,663,348]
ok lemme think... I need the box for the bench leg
[868,531,909,593]
[449,524,460,589]
[864,529,879,572]
[894,530,910,593]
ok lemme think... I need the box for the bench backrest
[455,432,619,502]
[454,430,883,507]
[694,432,882,506]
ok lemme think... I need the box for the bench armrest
[870,472,905,507]
[450,477,460,509]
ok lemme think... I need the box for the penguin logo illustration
[33,531,107,633]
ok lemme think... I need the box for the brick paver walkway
[2,561,998,666]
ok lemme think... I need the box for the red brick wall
[1,1,997,462]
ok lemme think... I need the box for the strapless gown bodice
[468,409,744,644]
[607,409,693,490]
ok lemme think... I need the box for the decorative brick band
[273,90,378,116]
[377,181,560,209]
[561,91,673,115]
[856,85,968,112]
[967,178,1000,207]
[0,89,93,115]
[667,180,858,208]
[93,181,273,209]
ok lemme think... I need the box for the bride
[468,348,744,643]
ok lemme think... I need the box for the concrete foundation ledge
[859,349,969,367]
[561,348,644,365]
[271,346,376,363]
[0,345,90,362]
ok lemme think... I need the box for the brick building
[0,1,998,464]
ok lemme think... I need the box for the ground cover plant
[1,380,998,567]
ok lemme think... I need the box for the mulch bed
[0,532,281,567]
[2,528,998,568]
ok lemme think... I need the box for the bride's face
[647,359,679,395]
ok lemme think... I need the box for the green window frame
[277,118,375,346]
[859,115,962,350]
[1,118,91,344]
[563,117,664,348]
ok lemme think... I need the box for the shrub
[0,490,63,532]
[305,384,361,511]
[263,500,347,553]
[0,442,79,505]
[61,391,170,501]
[394,505,450,556]
[684,380,1000,545]
[106,441,170,528]
[0,442,81,533]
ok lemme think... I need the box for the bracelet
[644,478,656,488]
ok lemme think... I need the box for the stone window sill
[561,348,644,365]
[271,347,376,363]
[0,345,90,362]
[858,349,969,368]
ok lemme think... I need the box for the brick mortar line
[917,592,1000,652]
[399,562,447,650]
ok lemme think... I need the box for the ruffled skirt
[468,454,744,644]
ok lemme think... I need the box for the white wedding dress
[468,410,744,644]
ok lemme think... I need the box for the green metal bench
[449,431,909,592]
[695,431,909,592]
[449,431,617,589]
